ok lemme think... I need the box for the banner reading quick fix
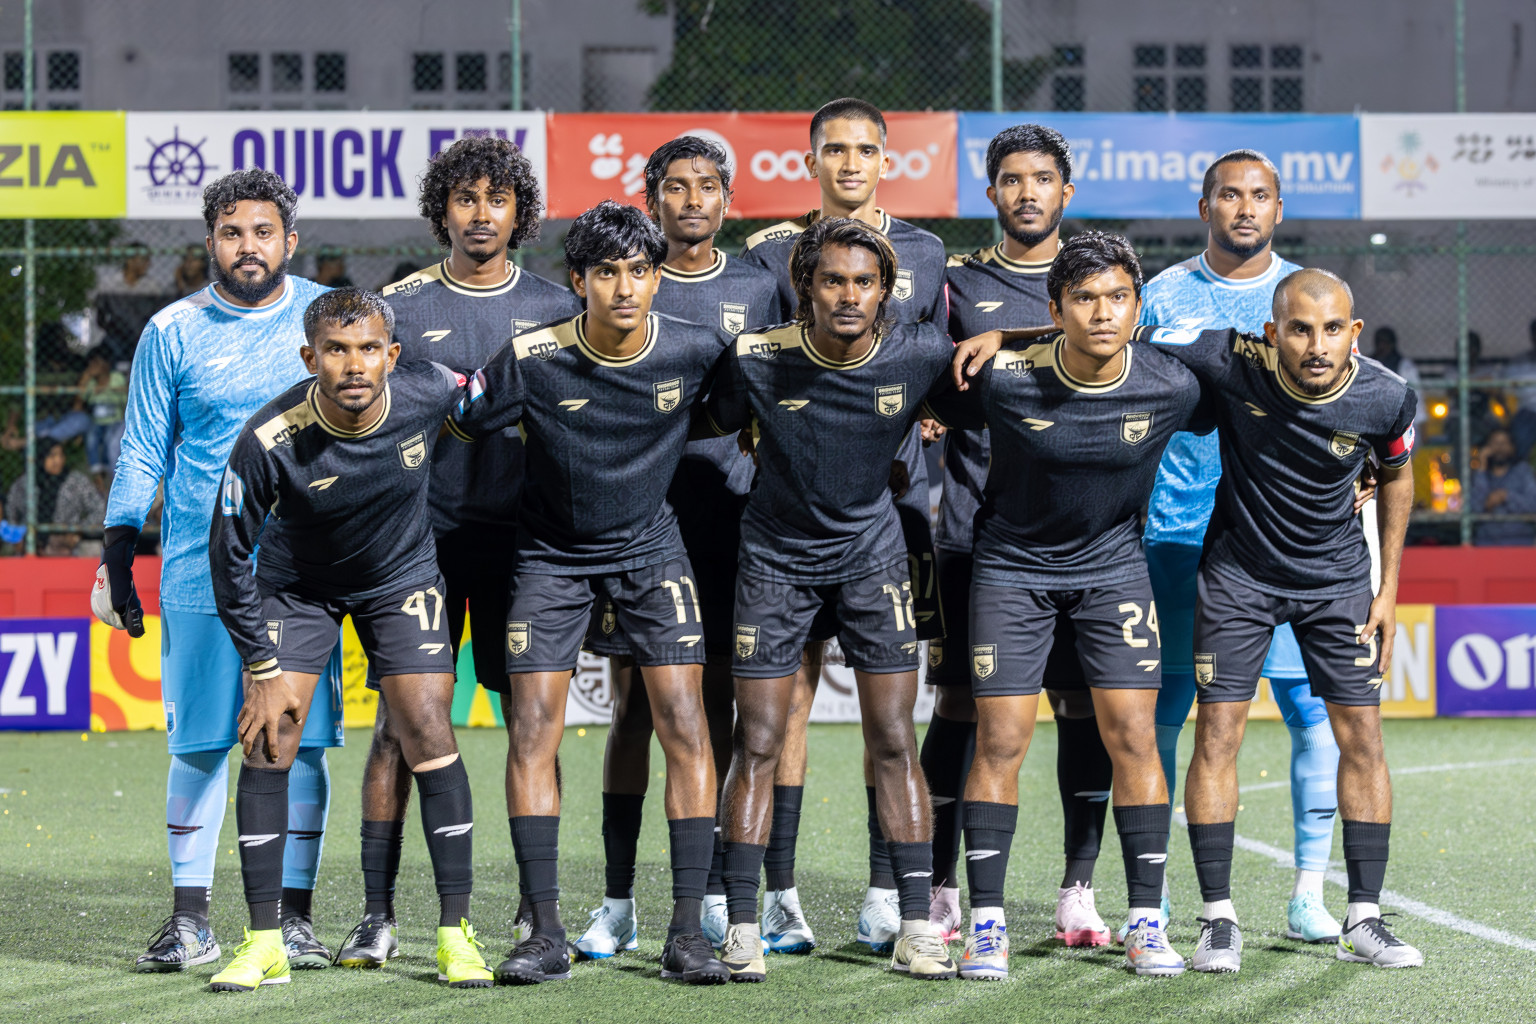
[0,618,92,731]
[1436,605,1536,716]
[956,113,1359,220]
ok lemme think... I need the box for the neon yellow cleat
[437,919,494,988]
[208,928,290,992]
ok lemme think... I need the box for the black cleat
[661,931,731,985]
[282,916,332,969]
[333,913,399,968]
[135,913,220,972]
[495,933,572,985]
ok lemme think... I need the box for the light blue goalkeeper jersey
[105,277,330,614]
[1139,251,1300,546]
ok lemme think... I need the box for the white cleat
[959,910,1008,981]
[762,888,816,954]
[1337,916,1424,968]
[857,887,902,954]
[1055,883,1111,948]
[1191,917,1243,973]
[1124,916,1185,976]
[701,894,729,949]
[574,897,638,960]
[929,885,962,942]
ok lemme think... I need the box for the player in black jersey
[928,233,1209,979]
[703,218,958,983]
[929,124,1119,949]
[337,137,580,969]
[446,202,731,986]
[206,289,491,992]
[740,97,947,950]
[577,137,782,959]
[1150,270,1423,971]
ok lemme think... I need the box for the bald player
[1150,269,1422,972]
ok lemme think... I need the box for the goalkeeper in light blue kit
[94,169,344,973]
[1139,150,1345,944]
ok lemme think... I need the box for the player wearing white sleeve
[95,169,342,973]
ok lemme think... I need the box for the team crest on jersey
[529,339,560,361]
[892,269,914,302]
[1194,653,1216,687]
[506,622,531,657]
[1329,430,1361,459]
[164,701,177,736]
[972,644,996,680]
[1121,412,1153,445]
[928,641,944,669]
[719,302,749,335]
[397,432,428,469]
[266,620,283,649]
[654,378,683,413]
[735,624,759,660]
[601,603,617,636]
[876,384,907,418]
[749,340,781,360]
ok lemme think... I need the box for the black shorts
[733,563,920,678]
[968,578,1163,698]
[586,547,739,664]
[504,557,708,679]
[927,549,1086,691]
[897,501,945,643]
[262,575,456,679]
[1193,568,1382,707]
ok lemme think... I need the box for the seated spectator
[78,348,128,482]
[4,438,106,557]
[1469,428,1536,547]
[95,240,170,365]
[173,243,210,295]
[313,249,355,288]
[1503,318,1536,460]
[1371,326,1426,428]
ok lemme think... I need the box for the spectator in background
[313,248,355,287]
[1502,318,1536,460]
[78,348,128,484]
[381,260,420,291]
[173,243,210,295]
[1371,326,1426,429]
[95,240,170,365]
[1469,427,1536,546]
[5,438,106,557]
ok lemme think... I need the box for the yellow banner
[0,111,125,218]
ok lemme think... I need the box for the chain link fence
[2,0,1533,554]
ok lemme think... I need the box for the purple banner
[1436,605,1536,716]
[0,617,91,731]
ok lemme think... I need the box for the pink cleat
[929,885,962,943]
[1055,883,1111,948]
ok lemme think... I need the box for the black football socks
[1056,714,1113,888]
[601,792,647,900]
[360,819,405,918]
[235,764,289,931]
[416,759,474,927]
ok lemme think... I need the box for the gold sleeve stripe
[918,400,951,429]
[249,659,281,681]
[444,418,475,443]
[702,407,730,438]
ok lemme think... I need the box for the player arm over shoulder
[207,431,282,682]
[443,343,525,442]
[693,343,750,440]
[1361,393,1419,674]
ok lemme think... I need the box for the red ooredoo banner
[545,111,957,220]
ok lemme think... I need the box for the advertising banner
[956,112,1359,220]
[1435,605,1536,716]
[0,618,92,731]
[546,111,957,219]
[0,111,126,218]
[1360,113,1536,219]
[124,111,547,220]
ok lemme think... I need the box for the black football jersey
[924,337,1212,590]
[738,209,947,325]
[653,250,784,523]
[210,361,464,669]
[447,312,731,575]
[704,320,954,585]
[1151,327,1417,599]
[383,261,580,534]
[939,244,1055,553]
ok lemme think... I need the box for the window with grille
[1228,44,1306,111]
[411,51,519,108]
[1132,43,1204,112]
[2,48,82,107]
[1051,45,1085,112]
[225,51,348,108]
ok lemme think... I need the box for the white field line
[1172,757,1536,953]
